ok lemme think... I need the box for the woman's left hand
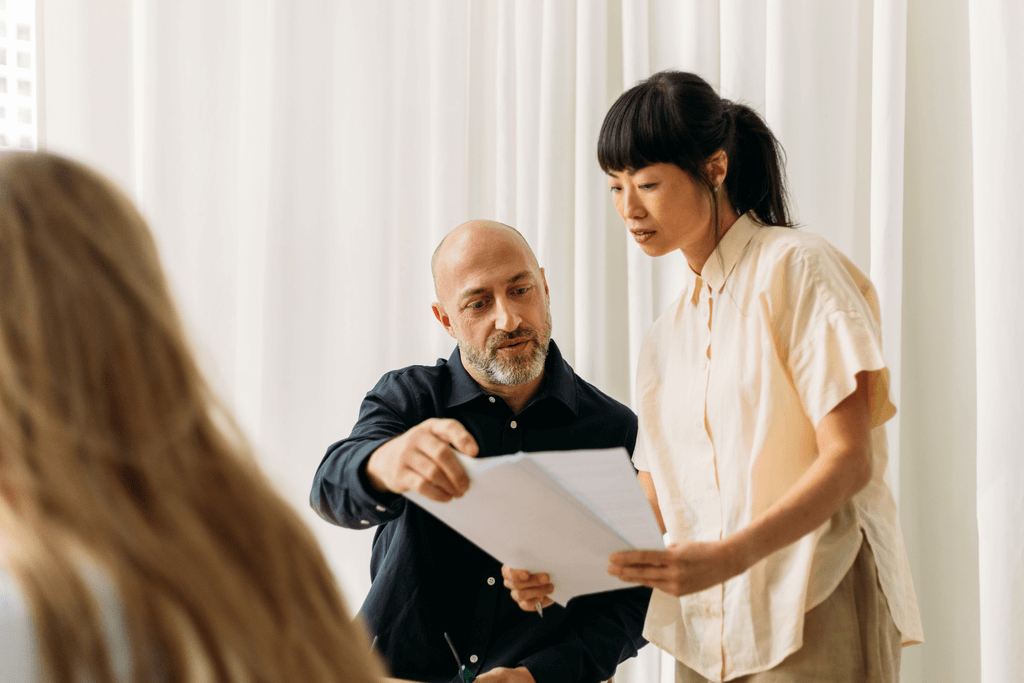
[607,539,748,597]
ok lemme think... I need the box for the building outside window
[0,0,38,151]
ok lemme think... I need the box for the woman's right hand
[501,565,554,612]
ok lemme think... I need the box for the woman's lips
[631,230,654,244]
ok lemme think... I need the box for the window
[0,0,36,150]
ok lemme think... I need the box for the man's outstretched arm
[310,375,477,527]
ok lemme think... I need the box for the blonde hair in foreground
[0,151,383,683]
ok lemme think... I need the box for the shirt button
[487,576,496,586]
[510,420,518,429]
[469,655,479,664]
[488,396,496,403]
[375,505,386,512]
[359,520,370,525]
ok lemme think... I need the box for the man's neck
[464,363,545,415]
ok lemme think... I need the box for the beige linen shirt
[633,213,923,681]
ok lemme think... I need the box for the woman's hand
[501,565,554,612]
[610,373,877,598]
[607,539,748,597]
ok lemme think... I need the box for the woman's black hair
[598,70,794,229]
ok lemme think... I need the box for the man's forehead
[435,225,539,295]
[438,222,534,261]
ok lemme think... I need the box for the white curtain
[38,1,1022,681]
[968,1,1024,681]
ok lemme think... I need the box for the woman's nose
[622,187,646,219]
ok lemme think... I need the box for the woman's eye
[638,183,656,190]
[608,186,622,193]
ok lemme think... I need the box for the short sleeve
[767,237,897,430]
[789,309,897,428]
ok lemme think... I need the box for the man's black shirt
[310,341,649,683]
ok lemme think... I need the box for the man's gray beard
[459,310,552,386]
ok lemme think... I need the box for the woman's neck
[683,201,741,275]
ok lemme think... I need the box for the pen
[444,631,476,682]
[536,602,544,618]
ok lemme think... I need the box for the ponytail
[722,101,793,227]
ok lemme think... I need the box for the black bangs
[597,76,704,174]
[598,70,794,227]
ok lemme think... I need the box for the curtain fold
[536,0,577,359]
[37,1,1023,680]
[572,0,609,387]
[619,0,654,407]
[868,0,907,502]
[968,2,1024,681]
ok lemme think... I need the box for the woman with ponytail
[508,71,923,681]
[0,151,385,683]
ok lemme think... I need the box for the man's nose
[493,298,522,332]
[622,186,646,219]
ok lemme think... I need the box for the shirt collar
[445,339,578,415]
[700,211,759,293]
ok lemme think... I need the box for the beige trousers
[675,537,902,683]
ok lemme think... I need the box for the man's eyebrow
[506,270,534,284]
[456,271,535,303]
[458,286,488,301]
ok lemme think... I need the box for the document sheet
[404,447,664,605]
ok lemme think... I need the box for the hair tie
[722,100,737,128]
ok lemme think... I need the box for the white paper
[404,447,663,605]
[530,448,666,551]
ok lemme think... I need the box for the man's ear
[432,302,458,339]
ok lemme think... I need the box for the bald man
[311,221,649,683]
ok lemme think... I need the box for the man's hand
[501,565,554,612]
[474,666,536,683]
[365,418,479,502]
